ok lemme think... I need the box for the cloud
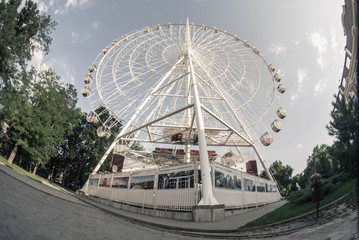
[268,43,286,56]
[91,21,101,29]
[290,93,298,105]
[33,0,92,15]
[330,27,338,49]
[28,40,51,71]
[70,31,91,44]
[33,0,49,12]
[46,58,76,85]
[65,0,91,12]
[297,68,308,90]
[314,77,327,94]
[28,48,75,85]
[306,31,328,70]
[30,49,50,71]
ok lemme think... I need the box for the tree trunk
[32,161,40,175]
[61,168,67,185]
[8,142,18,164]
[74,159,85,188]
[48,165,55,180]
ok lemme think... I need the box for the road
[0,169,205,240]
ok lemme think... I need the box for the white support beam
[188,51,219,206]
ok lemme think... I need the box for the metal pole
[192,57,274,182]
[188,51,218,205]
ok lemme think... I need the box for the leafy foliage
[327,96,358,177]
[287,172,352,203]
[0,0,56,87]
[260,160,293,197]
[45,112,121,189]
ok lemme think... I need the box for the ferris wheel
[80,20,287,181]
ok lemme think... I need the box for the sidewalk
[77,194,286,231]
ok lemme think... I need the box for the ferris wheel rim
[83,22,285,146]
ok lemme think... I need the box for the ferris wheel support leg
[253,145,274,182]
[192,57,276,185]
[188,52,219,206]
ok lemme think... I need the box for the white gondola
[234,35,240,41]
[221,152,239,167]
[253,48,260,54]
[154,24,161,30]
[260,132,274,146]
[167,23,172,28]
[81,85,90,97]
[271,119,283,132]
[213,27,218,33]
[143,27,149,33]
[112,40,119,46]
[276,107,287,119]
[277,84,286,93]
[201,25,207,31]
[244,41,251,47]
[86,111,98,124]
[102,46,110,54]
[268,64,276,72]
[88,64,97,73]
[274,73,282,82]
[83,74,92,84]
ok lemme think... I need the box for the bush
[287,172,352,204]
[287,186,311,203]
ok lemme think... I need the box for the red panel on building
[246,160,258,176]
[110,154,125,173]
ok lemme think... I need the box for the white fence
[85,162,281,211]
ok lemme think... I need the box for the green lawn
[0,155,44,182]
[243,178,357,227]
[0,155,74,193]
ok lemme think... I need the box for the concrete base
[192,204,225,222]
[82,195,193,221]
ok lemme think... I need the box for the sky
[31,0,346,175]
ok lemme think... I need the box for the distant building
[336,0,358,105]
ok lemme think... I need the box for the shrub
[287,172,352,204]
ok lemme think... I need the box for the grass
[0,155,44,183]
[244,178,357,228]
[0,155,74,193]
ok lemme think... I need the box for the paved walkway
[77,194,287,231]
[0,162,358,239]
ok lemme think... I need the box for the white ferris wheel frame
[82,20,286,205]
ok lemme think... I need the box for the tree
[0,0,57,166]
[0,0,56,87]
[260,160,293,197]
[327,95,358,177]
[45,109,122,189]
[27,69,80,174]
[3,69,80,175]
[297,144,337,189]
